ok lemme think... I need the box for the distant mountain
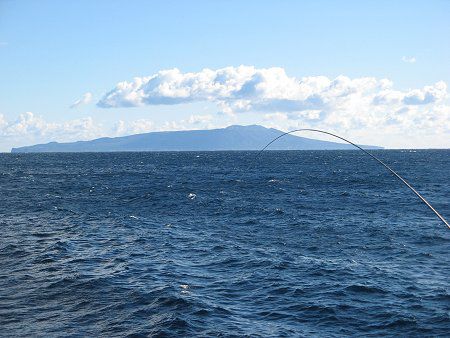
[11,125,382,152]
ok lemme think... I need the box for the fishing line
[250,128,449,229]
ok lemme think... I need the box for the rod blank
[254,129,449,229]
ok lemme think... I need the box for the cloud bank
[0,112,219,151]
[2,66,449,150]
[0,112,102,141]
[97,66,449,133]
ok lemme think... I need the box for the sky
[1,0,449,151]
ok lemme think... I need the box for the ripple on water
[0,151,449,337]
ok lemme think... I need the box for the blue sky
[1,0,449,150]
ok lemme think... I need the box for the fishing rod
[253,129,449,229]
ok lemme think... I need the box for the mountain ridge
[11,125,382,152]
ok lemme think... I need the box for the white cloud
[402,56,416,63]
[95,66,450,147]
[264,112,288,121]
[97,66,447,116]
[0,112,103,140]
[0,112,223,151]
[70,92,93,108]
[112,115,213,136]
[157,114,216,132]
[1,107,449,150]
[373,81,447,106]
[187,114,213,124]
[0,113,157,143]
[4,62,450,150]
[114,119,155,136]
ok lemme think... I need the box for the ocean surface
[1,150,449,337]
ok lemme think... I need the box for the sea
[0,150,449,337]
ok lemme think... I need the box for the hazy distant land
[11,125,382,153]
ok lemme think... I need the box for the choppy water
[1,150,449,337]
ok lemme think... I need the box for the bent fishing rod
[252,129,449,229]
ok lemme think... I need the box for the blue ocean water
[0,150,449,337]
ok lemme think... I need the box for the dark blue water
[1,150,449,337]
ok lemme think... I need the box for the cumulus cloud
[0,113,156,143]
[95,66,450,146]
[114,119,155,136]
[264,112,288,121]
[97,66,447,115]
[402,56,416,63]
[98,66,340,111]
[70,92,93,108]
[0,112,153,151]
[4,64,450,149]
[187,114,213,124]
[373,81,447,106]
[0,111,223,151]
[112,115,213,136]
[0,112,102,140]
[157,115,216,132]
